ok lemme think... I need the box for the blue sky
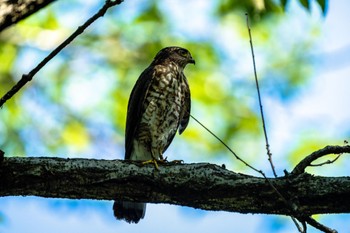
[1,0,350,233]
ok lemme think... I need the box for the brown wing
[179,74,191,135]
[125,66,155,160]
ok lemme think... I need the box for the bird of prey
[113,46,195,223]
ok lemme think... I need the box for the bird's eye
[178,49,187,57]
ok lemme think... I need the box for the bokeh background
[1,0,350,232]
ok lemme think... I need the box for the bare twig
[292,145,350,175]
[309,153,342,167]
[245,14,346,233]
[0,0,123,108]
[190,114,299,217]
[245,13,276,178]
[191,13,310,227]
[244,13,328,233]
[190,114,263,175]
[291,217,306,233]
[305,216,338,233]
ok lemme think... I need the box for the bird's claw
[142,159,160,170]
[141,158,183,170]
[168,159,184,164]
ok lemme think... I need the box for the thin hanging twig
[245,13,306,232]
[190,114,299,217]
[190,114,262,174]
[0,0,123,108]
[245,13,277,178]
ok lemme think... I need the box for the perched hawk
[113,46,195,223]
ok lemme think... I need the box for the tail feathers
[113,201,146,224]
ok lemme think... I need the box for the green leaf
[316,0,328,15]
[281,0,289,10]
[135,3,162,23]
[299,0,310,10]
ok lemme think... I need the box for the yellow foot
[142,159,161,170]
[141,158,182,169]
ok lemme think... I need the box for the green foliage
[0,0,335,169]
[296,0,328,14]
[316,0,328,14]
[217,0,283,19]
[217,0,328,20]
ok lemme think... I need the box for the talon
[142,159,159,170]
[169,159,184,164]
[140,158,182,169]
[157,158,168,164]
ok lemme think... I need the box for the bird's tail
[113,201,146,224]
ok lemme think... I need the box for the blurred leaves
[299,0,310,10]
[62,121,90,151]
[135,2,162,23]
[0,0,334,167]
[316,0,328,14]
[217,0,328,20]
[217,0,282,19]
[0,43,16,74]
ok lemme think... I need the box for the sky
[1,0,350,233]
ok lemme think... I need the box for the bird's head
[152,46,195,69]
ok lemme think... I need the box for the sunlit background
[1,0,350,232]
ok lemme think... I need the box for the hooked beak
[188,57,195,65]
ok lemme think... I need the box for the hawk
[113,46,195,223]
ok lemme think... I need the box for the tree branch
[292,145,350,175]
[0,0,57,32]
[304,216,338,233]
[1,156,350,216]
[0,0,123,108]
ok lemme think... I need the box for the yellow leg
[141,150,162,169]
[142,159,159,170]
[140,151,180,169]
[141,158,182,169]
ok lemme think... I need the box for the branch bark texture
[1,157,350,216]
[0,0,57,32]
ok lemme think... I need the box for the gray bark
[1,156,349,217]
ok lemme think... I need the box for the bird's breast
[136,71,186,154]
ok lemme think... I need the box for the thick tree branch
[1,156,350,216]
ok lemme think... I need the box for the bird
[113,46,195,224]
